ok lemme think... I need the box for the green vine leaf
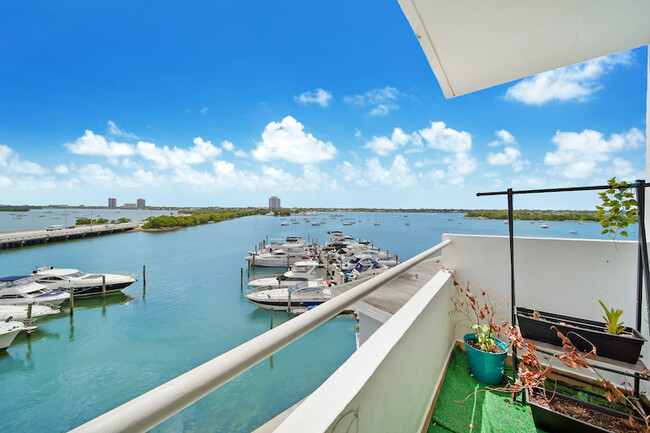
[595,177,638,241]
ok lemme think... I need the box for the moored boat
[245,280,333,311]
[0,321,35,350]
[0,276,69,305]
[32,267,137,297]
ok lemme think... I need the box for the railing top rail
[70,239,451,433]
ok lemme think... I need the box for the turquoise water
[0,213,632,432]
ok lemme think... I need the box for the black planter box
[526,387,640,433]
[517,307,645,364]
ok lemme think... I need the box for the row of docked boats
[243,231,398,312]
[0,267,136,350]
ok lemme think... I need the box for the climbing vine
[595,177,638,239]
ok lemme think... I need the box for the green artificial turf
[428,347,545,433]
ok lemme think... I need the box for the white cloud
[487,147,523,169]
[107,121,138,140]
[486,130,526,172]
[221,140,234,152]
[66,130,135,157]
[544,127,644,179]
[200,107,209,114]
[366,155,417,188]
[354,129,362,139]
[419,121,471,153]
[136,137,222,169]
[344,86,402,116]
[505,52,632,105]
[252,116,336,164]
[364,127,421,156]
[54,165,69,174]
[295,89,333,107]
[234,150,249,158]
[0,144,48,176]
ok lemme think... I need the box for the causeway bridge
[0,222,141,250]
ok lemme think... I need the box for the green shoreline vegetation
[141,208,266,229]
[75,217,132,225]
[464,210,599,222]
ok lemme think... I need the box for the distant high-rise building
[123,203,137,209]
[108,198,117,209]
[268,196,281,210]
[137,198,146,208]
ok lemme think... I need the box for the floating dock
[0,222,141,250]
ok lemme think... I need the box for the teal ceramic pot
[463,333,508,385]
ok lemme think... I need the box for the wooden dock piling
[240,268,243,292]
[69,289,74,316]
[142,265,146,287]
[102,275,106,299]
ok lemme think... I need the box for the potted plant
[451,275,510,385]
[516,302,645,364]
[499,325,649,432]
[463,323,509,385]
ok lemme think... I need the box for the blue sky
[0,1,647,210]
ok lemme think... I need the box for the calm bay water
[0,212,633,432]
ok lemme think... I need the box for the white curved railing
[70,239,452,433]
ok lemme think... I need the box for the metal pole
[240,268,243,293]
[507,188,518,391]
[143,265,146,287]
[69,289,74,316]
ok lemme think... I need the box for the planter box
[517,307,645,364]
[526,386,641,433]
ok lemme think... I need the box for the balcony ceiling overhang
[398,0,650,98]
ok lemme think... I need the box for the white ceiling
[398,0,650,98]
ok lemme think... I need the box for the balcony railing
[70,239,452,433]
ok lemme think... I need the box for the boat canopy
[0,276,30,282]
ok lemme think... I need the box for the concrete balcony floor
[427,347,543,433]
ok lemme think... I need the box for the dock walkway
[0,222,141,250]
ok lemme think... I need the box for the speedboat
[0,320,35,350]
[248,260,326,289]
[540,224,549,229]
[0,304,60,321]
[245,280,333,311]
[245,249,312,267]
[280,221,289,226]
[32,267,137,297]
[0,276,69,305]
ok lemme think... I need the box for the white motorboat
[248,260,326,289]
[540,224,549,229]
[245,249,313,267]
[32,267,136,297]
[0,304,60,321]
[0,320,35,350]
[248,237,307,255]
[245,280,333,311]
[280,222,289,226]
[0,276,69,305]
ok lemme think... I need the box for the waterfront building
[268,196,281,210]
[108,198,117,209]
[71,3,650,433]
[137,198,146,208]
[123,203,136,209]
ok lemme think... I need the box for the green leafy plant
[598,300,625,335]
[595,177,638,239]
[472,323,499,353]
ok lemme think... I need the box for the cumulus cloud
[366,155,417,188]
[252,116,336,164]
[107,121,138,140]
[544,127,644,179]
[344,86,403,116]
[200,107,209,114]
[364,127,421,156]
[136,137,222,170]
[419,121,471,153]
[0,144,48,176]
[221,140,234,152]
[295,88,332,107]
[66,130,135,157]
[54,164,69,174]
[505,52,632,105]
[486,130,526,172]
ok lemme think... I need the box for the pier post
[27,303,33,333]
[240,268,243,293]
[143,265,146,287]
[102,275,106,299]
[396,254,399,264]
[69,289,74,316]
[287,289,291,314]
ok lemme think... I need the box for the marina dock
[0,222,141,250]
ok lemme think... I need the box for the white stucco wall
[273,270,454,433]
[441,234,639,329]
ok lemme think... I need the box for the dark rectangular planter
[517,307,645,364]
[525,387,640,433]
